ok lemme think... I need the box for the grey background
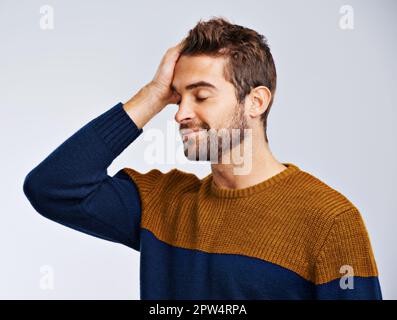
[0,0,395,299]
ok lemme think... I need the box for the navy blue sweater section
[23,102,143,251]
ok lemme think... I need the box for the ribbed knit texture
[23,102,382,299]
[91,101,143,157]
[124,164,379,286]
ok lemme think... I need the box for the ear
[247,86,272,118]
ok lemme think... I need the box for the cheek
[214,99,238,120]
[196,95,237,128]
[198,109,225,130]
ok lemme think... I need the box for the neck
[210,131,286,190]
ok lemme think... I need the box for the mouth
[180,128,206,142]
[180,127,200,134]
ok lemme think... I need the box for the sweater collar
[205,162,300,198]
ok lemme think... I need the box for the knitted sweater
[23,102,382,300]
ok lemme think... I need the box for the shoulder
[284,166,369,250]
[289,167,359,221]
[285,167,378,282]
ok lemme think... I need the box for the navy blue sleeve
[23,102,143,251]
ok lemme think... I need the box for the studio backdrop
[0,0,395,299]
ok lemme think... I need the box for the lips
[180,128,205,142]
[180,128,201,135]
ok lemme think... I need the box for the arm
[313,208,382,299]
[23,42,184,251]
[23,102,144,250]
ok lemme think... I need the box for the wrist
[123,84,165,129]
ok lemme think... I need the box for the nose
[174,100,196,124]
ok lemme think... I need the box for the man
[23,17,382,299]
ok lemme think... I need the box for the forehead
[172,55,228,90]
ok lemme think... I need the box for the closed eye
[195,97,208,103]
[176,97,208,105]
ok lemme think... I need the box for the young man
[23,17,382,300]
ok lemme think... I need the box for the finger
[172,41,184,53]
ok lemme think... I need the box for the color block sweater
[23,102,382,300]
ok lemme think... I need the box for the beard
[181,102,249,162]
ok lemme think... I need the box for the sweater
[23,102,382,300]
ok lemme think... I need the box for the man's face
[172,54,249,162]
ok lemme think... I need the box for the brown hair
[180,17,277,143]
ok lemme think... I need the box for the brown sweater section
[123,163,379,285]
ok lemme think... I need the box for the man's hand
[151,42,184,106]
[123,42,184,129]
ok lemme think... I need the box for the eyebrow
[171,81,218,94]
